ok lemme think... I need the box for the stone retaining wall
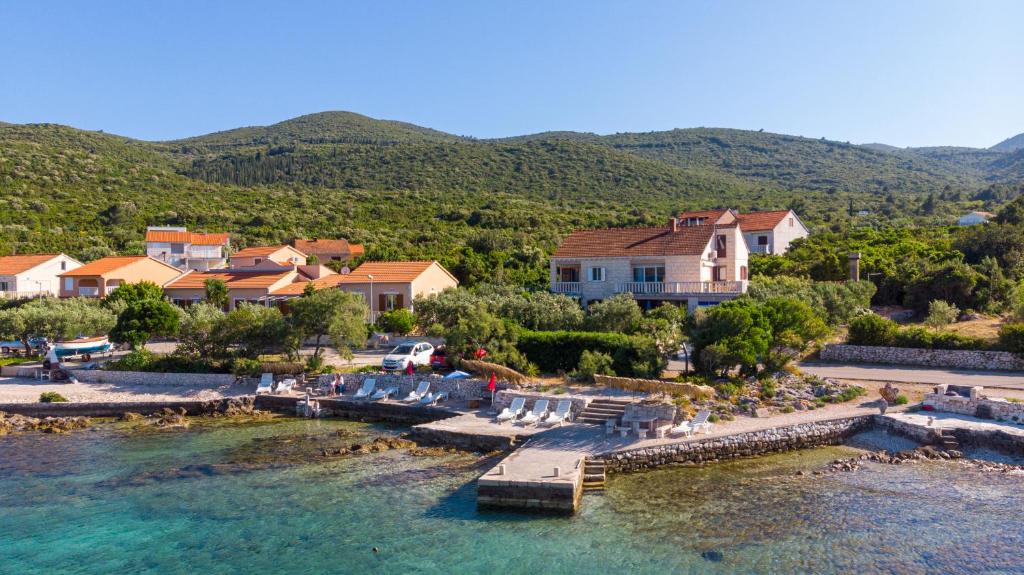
[600,416,874,473]
[820,344,1024,371]
[0,397,253,418]
[253,394,458,426]
[410,425,519,452]
[924,390,1024,423]
[66,369,238,387]
[339,373,503,402]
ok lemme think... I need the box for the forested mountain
[1,111,1023,287]
[992,132,1024,153]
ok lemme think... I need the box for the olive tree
[288,288,369,361]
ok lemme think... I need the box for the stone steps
[937,429,960,450]
[577,399,631,425]
[582,458,606,491]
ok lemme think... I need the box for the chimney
[670,217,679,233]
[848,252,861,282]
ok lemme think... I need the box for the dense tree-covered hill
[992,132,1024,153]
[2,112,1023,287]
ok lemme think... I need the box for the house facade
[551,218,749,312]
[145,227,230,271]
[230,245,307,268]
[270,260,459,320]
[291,238,364,265]
[163,268,310,310]
[58,256,183,298]
[0,254,83,298]
[735,210,809,255]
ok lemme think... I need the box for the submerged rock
[701,550,724,562]
[0,411,91,435]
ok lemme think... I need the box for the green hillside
[2,112,1023,287]
[992,132,1024,153]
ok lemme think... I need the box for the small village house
[735,209,809,254]
[291,238,364,265]
[58,256,183,298]
[145,227,231,271]
[957,211,995,226]
[163,268,313,310]
[270,260,458,320]
[230,245,307,268]
[0,254,83,298]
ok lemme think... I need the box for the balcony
[749,245,773,255]
[615,281,748,296]
[551,281,581,295]
[0,290,49,300]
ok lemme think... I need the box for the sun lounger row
[495,398,573,427]
[256,373,295,395]
[353,379,448,405]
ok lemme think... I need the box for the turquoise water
[2,419,1023,574]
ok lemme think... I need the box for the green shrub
[231,358,263,377]
[894,394,909,405]
[781,405,795,414]
[106,350,222,373]
[377,309,416,335]
[105,349,156,371]
[707,413,721,423]
[847,314,898,346]
[574,350,615,382]
[39,391,67,403]
[516,329,664,378]
[305,354,324,372]
[711,381,740,399]
[924,300,959,328]
[998,323,1024,354]
[760,381,777,399]
[833,386,867,403]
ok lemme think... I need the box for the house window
[716,235,727,258]
[587,267,606,282]
[64,278,74,291]
[713,266,724,282]
[0,281,9,292]
[384,294,399,311]
[79,286,99,297]
[60,261,67,271]
[740,266,748,280]
[556,266,579,282]
[789,217,794,227]
[632,266,665,283]
[254,258,263,265]
[757,236,768,246]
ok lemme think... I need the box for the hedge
[847,314,995,351]
[516,330,664,378]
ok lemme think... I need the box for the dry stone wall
[820,344,1024,371]
[67,369,237,387]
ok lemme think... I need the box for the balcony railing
[0,291,49,300]
[748,245,773,255]
[551,281,581,294]
[616,281,748,295]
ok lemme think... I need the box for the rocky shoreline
[0,411,92,435]
[814,446,1024,474]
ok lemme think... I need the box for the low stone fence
[65,369,238,387]
[820,344,1024,371]
[338,373,505,402]
[600,416,873,473]
[924,388,1024,424]
[594,374,715,400]
[0,397,254,418]
[623,403,677,425]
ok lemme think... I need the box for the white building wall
[767,211,808,254]
[11,255,82,296]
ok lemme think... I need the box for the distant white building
[0,254,83,298]
[145,227,230,271]
[957,211,996,226]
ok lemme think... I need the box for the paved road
[800,361,1024,390]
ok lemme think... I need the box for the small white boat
[54,336,113,360]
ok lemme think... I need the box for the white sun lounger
[668,421,693,437]
[276,378,296,395]
[354,378,376,399]
[517,399,549,426]
[371,386,398,401]
[690,410,713,434]
[496,397,527,423]
[420,391,448,406]
[256,373,273,395]
[403,381,431,403]
[540,399,573,427]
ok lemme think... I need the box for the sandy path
[0,377,255,404]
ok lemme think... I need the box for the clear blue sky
[2,0,1022,147]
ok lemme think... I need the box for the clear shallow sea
[2,418,1023,575]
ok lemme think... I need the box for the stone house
[735,209,809,255]
[145,227,231,271]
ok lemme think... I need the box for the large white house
[549,208,809,311]
[0,254,83,298]
[145,227,231,271]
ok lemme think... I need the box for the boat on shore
[52,336,113,361]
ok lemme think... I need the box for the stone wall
[924,391,1024,424]
[339,373,501,402]
[66,369,237,387]
[820,344,1024,371]
[623,403,677,425]
[253,394,458,425]
[0,397,254,418]
[600,416,873,473]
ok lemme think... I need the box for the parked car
[382,342,435,371]
[1,337,48,355]
[430,346,448,370]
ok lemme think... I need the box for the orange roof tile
[0,254,63,275]
[338,261,440,283]
[270,275,341,296]
[736,210,793,231]
[145,230,230,245]
[554,225,717,258]
[164,270,294,290]
[292,238,363,256]
[231,245,306,260]
[59,256,152,277]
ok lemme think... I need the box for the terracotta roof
[338,261,440,283]
[675,209,734,223]
[231,245,306,260]
[59,256,152,277]
[292,238,364,256]
[164,270,295,290]
[554,225,716,258]
[270,275,340,296]
[0,254,63,275]
[145,230,230,245]
[736,210,792,232]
